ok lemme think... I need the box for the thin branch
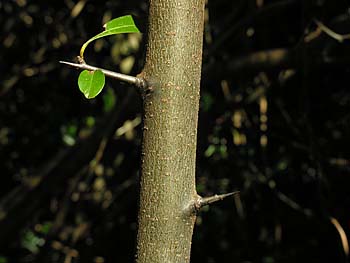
[330,217,349,257]
[0,91,136,246]
[228,48,295,73]
[275,190,313,217]
[88,137,108,171]
[59,60,147,89]
[314,19,350,43]
[205,0,297,57]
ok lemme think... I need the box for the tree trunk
[135,0,205,262]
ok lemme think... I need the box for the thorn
[190,191,240,213]
[59,60,147,89]
[199,191,240,207]
[59,61,84,69]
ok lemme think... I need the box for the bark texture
[136,0,205,262]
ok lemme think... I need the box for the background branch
[0,91,138,247]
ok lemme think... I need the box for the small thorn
[60,61,79,67]
[198,191,240,209]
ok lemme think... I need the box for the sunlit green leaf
[39,222,52,235]
[78,70,105,99]
[86,116,96,127]
[218,144,228,159]
[104,15,138,30]
[204,145,216,158]
[120,56,135,74]
[80,15,140,58]
[21,230,45,254]
[61,123,78,146]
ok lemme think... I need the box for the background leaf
[78,70,105,99]
[80,15,140,58]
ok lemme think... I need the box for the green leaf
[80,15,140,58]
[204,145,216,158]
[21,230,45,254]
[104,15,138,30]
[38,222,52,235]
[78,70,105,99]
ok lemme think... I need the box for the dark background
[1,0,350,262]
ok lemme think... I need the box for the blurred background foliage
[1,0,350,262]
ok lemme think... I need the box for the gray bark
[135,0,205,262]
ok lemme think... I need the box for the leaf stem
[59,60,147,89]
